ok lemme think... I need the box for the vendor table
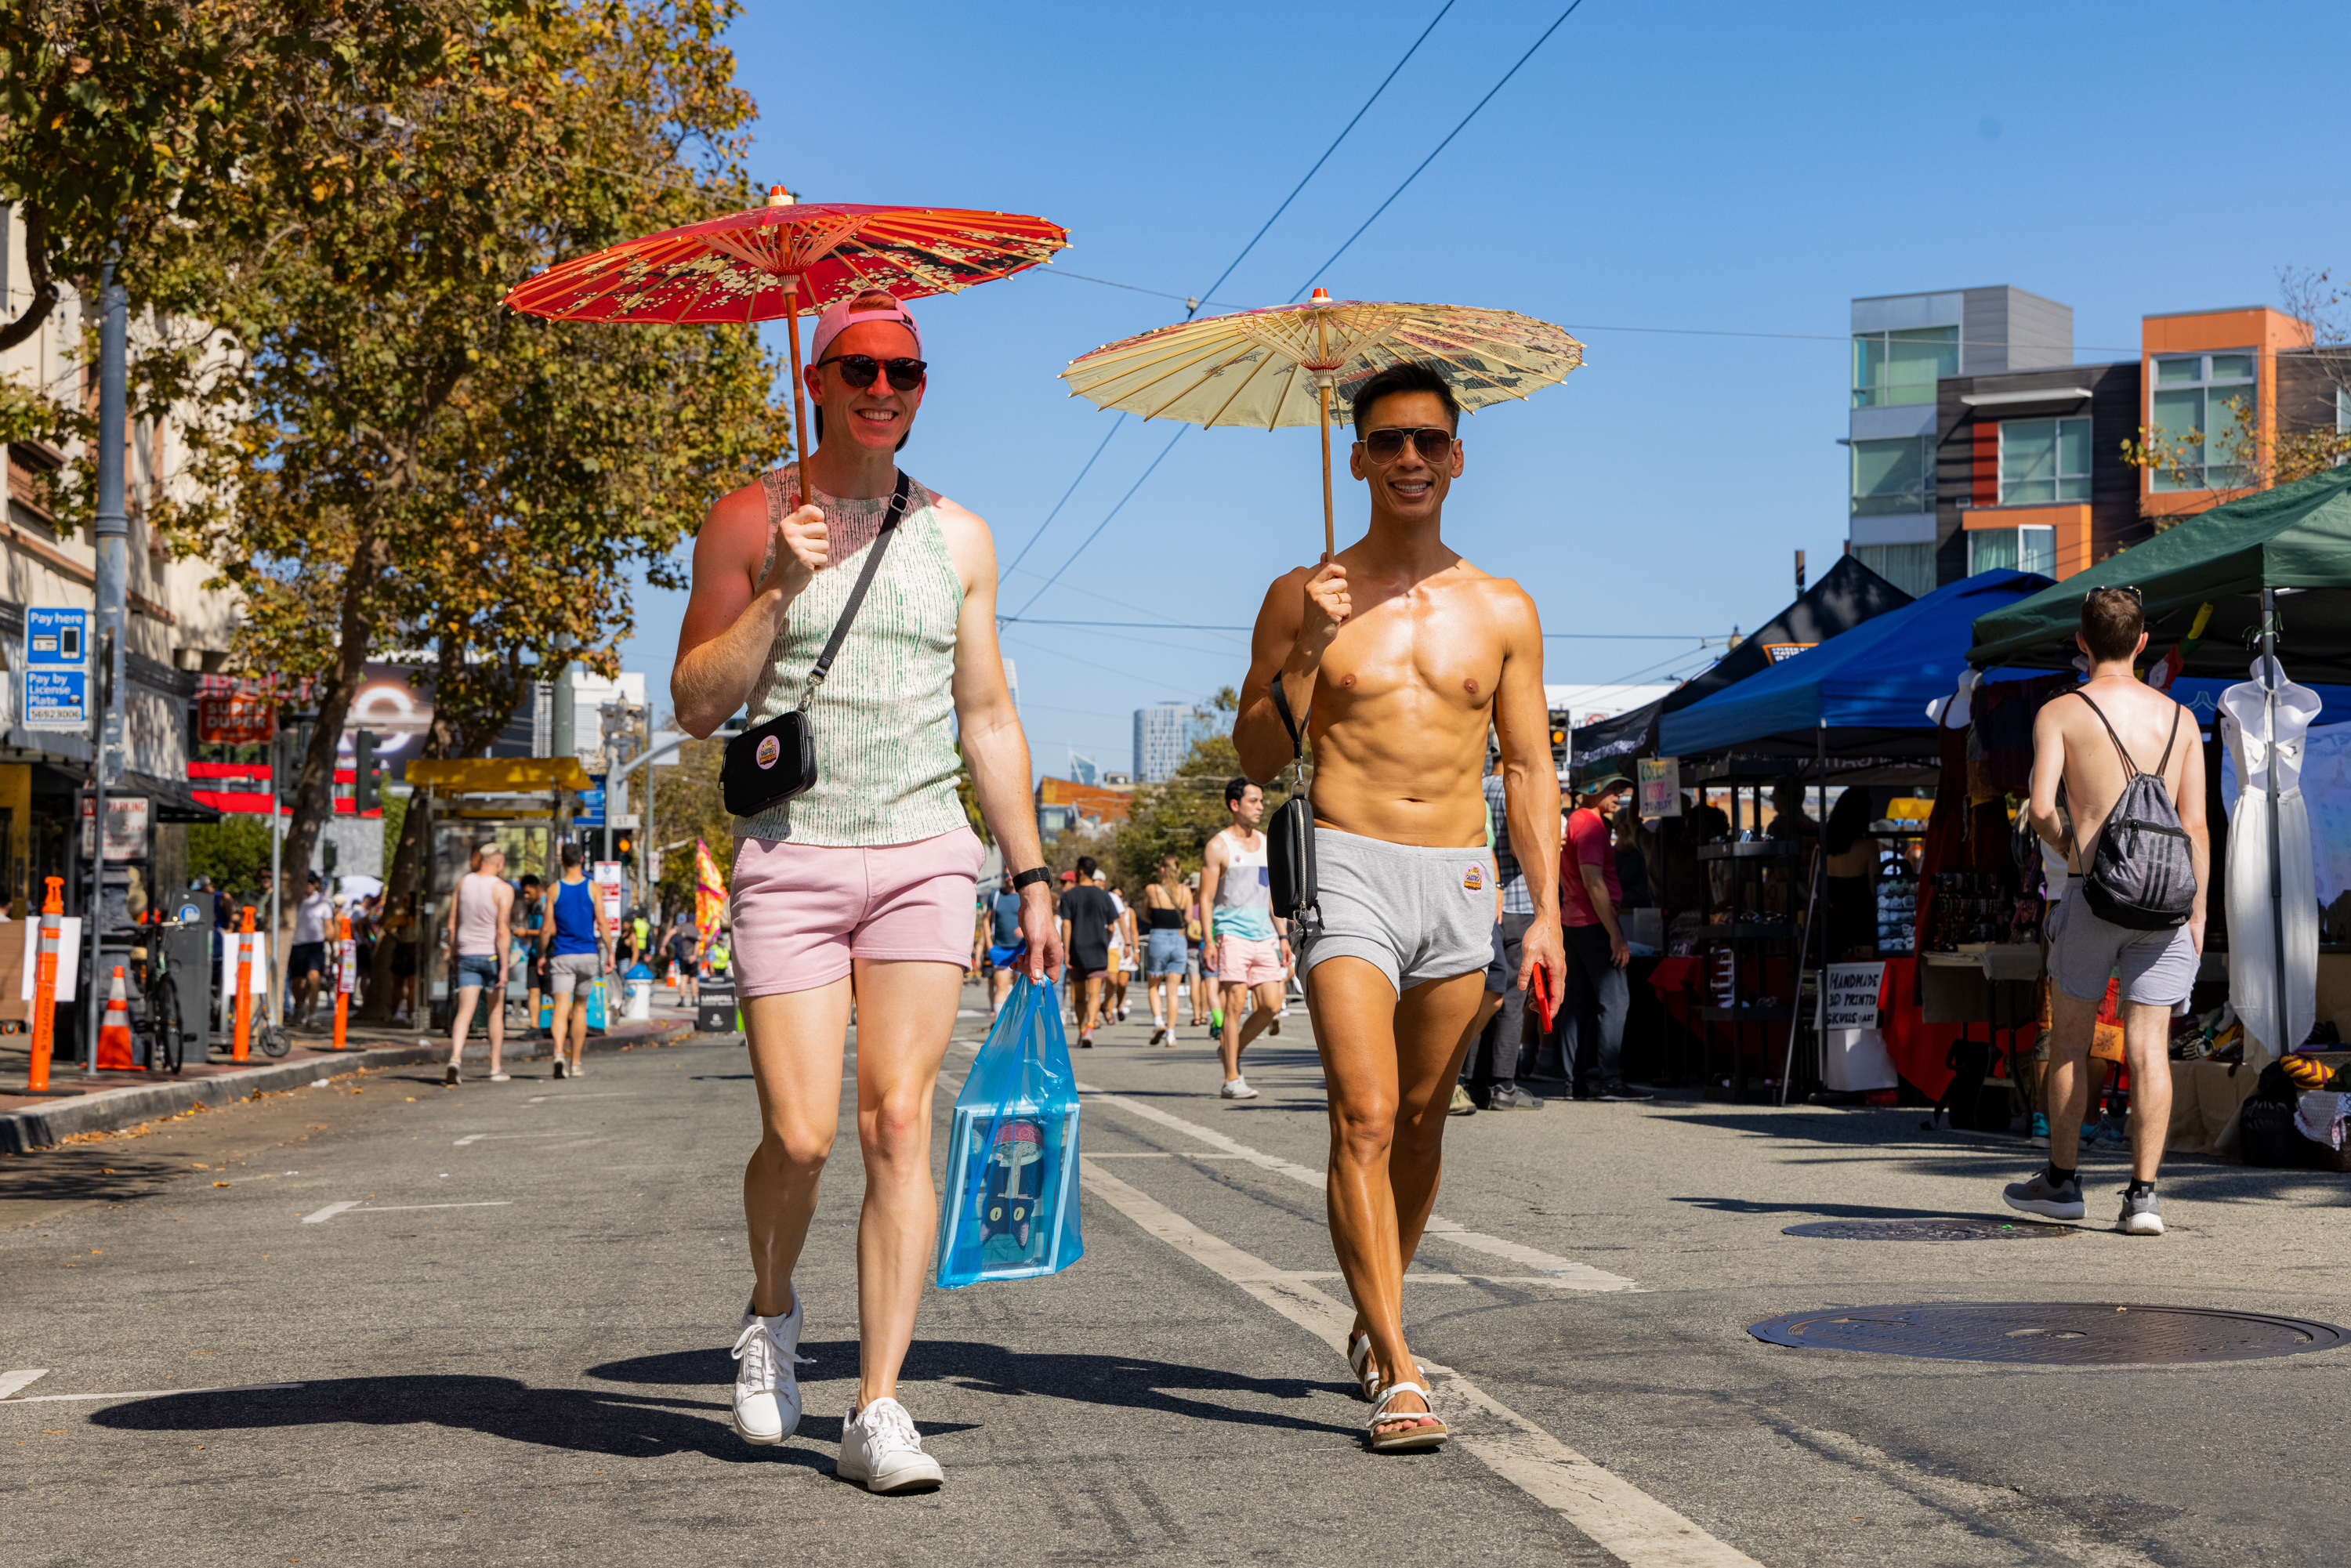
[1921,944,2044,1129]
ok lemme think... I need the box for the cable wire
[1187,0,1457,317]
[1292,0,1588,302]
[1003,427,1190,623]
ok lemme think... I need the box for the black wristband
[1009,867,1053,892]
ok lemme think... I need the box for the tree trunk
[277,527,389,1007]
[0,203,59,354]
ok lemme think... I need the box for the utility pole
[82,268,127,1070]
[550,635,574,766]
[1794,549,1806,596]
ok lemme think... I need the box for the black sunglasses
[814,353,927,392]
[1357,425,1455,464]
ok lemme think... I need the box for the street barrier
[26,878,62,1093]
[232,906,255,1063]
[333,914,353,1051]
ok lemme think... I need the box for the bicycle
[125,950,184,1076]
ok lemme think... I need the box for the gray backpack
[2069,690,2195,931]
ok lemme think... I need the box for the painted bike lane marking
[1074,1082,1639,1292]
[301,1200,513,1223]
[1078,1159,1758,1567]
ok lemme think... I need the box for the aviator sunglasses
[814,353,928,392]
[1357,425,1455,464]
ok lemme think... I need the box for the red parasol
[504,187,1068,461]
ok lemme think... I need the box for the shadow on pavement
[1672,1195,2031,1222]
[592,1338,1359,1437]
[83,1375,906,1467]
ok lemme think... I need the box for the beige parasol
[1059,290,1583,555]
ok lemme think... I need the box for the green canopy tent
[1969,466,2351,1059]
[1969,467,2351,683]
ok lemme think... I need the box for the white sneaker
[1221,1077,1259,1099]
[730,1291,803,1446]
[837,1396,943,1493]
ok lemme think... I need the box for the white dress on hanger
[2220,656,2322,1059]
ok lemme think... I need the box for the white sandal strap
[1369,1381,1434,1423]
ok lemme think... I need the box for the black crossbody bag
[1266,677,1319,920]
[721,469,913,819]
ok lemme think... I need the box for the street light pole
[82,268,129,1070]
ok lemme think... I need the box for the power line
[1000,5,1457,621]
[1292,0,1589,302]
[1004,426,1189,622]
[999,418,1125,583]
[1186,0,1458,317]
[1002,618,1717,640]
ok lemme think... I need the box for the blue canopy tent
[1660,570,2052,760]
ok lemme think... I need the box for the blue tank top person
[551,878,600,956]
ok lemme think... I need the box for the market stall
[1657,569,2054,1106]
[1969,468,2351,1161]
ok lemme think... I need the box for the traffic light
[1549,712,1570,774]
[614,830,636,869]
[353,729,380,813]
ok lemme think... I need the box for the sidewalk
[0,995,709,1154]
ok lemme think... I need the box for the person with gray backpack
[2007,585,2210,1237]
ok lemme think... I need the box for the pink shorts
[1215,935,1284,989]
[730,827,985,997]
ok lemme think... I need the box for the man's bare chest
[1317,592,1505,712]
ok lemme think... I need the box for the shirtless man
[1236,360,1563,1452]
[2009,585,2208,1237]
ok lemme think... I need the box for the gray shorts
[547,951,603,996]
[2048,882,2197,1007]
[1296,826,1496,995]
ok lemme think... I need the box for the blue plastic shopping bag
[933,975,1084,1288]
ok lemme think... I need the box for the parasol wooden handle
[1317,379,1335,561]
[784,276,810,469]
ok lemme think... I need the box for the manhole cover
[1748,1302,2349,1365]
[1784,1218,2074,1242]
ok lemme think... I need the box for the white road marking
[0,1369,50,1399]
[2,1382,302,1405]
[1231,1271,1631,1289]
[1081,1152,1173,1158]
[1076,1084,1640,1293]
[525,1093,630,1104]
[1079,1159,1759,1567]
[453,1132,585,1146]
[299,1201,512,1222]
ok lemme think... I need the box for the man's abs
[1306,690,1491,846]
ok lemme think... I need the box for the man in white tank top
[443,842,514,1086]
[1200,778,1289,1097]
[670,290,1064,1494]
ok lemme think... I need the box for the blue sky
[614,0,2350,778]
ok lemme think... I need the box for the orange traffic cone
[96,965,136,1070]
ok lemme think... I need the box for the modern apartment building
[1132,701,1215,784]
[1847,286,2348,594]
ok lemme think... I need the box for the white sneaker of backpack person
[838,1396,943,1493]
[730,1292,808,1445]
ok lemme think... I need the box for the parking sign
[24,607,89,731]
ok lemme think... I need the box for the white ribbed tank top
[732,463,967,848]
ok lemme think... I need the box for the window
[1851,543,1936,599]
[2150,352,2256,491]
[1853,326,1959,407]
[1851,435,1935,516]
[1999,418,2091,505]
[1968,526,2055,577]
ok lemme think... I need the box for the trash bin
[697,980,738,1035]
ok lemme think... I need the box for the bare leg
[847,959,962,1409]
[485,976,504,1074]
[567,989,589,1071]
[548,991,572,1069]
[1309,956,1484,1436]
[742,978,852,1320]
[1218,980,1253,1081]
[1078,976,1104,1034]
[1242,980,1284,1045]
[2122,1000,2173,1183]
[447,987,478,1070]
[2042,987,2100,1171]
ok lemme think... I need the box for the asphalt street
[5,984,2349,1566]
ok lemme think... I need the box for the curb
[0,1019,698,1154]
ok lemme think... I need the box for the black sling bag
[1266,677,1319,921]
[721,469,913,819]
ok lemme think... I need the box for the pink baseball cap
[809,293,922,364]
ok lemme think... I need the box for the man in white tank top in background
[1200,777,1290,1099]
[672,290,1063,1493]
[444,842,514,1086]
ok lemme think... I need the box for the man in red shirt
[1559,772,1651,1102]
